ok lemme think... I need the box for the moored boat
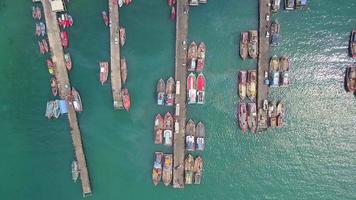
[42,39,49,53]
[350,30,356,58]
[280,55,289,86]
[270,55,280,87]
[196,73,205,104]
[271,0,281,12]
[38,41,45,54]
[118,0,124,7]
[199,0,207,4]
[64,53,72,71]
[189,0,199,6]
[35,23,41,36]
[121,88,131,111]
[71,160,79,182]
[346,66,356,92]
[102,11,109,26]
[119,27,126,47]
[162,154,173,186]
[276,101,285,117]
[152,152,163,186]
[32,6,37,19]
[240,32,249,60]
[164,112,173,130]
[157,78,165,105]
[247,70,257,101]
[40,22,46,36]
[238,71,247,100]
[45,101,54,119]
[165,77,175,106]
[196,42,206,72]
[187,42,198,71]
[154,114,164,144]
[193,156,203,184]
[285,0,295,10]
[72,87,83,112]
[47,59,55,74]
[120,58,127,84]
[195,121,205,151]
[238,102,248,133]
[163,112,173,146]
[99,61,109,84]
[248,30,258,59]
[171,6,176,21]
[53,100,60,118]
[36,7,41,20]
[185,119,196,151]
[60,31,68,48]
[187,73,197,104]
[184,154,194,184]
[270,116,277,128]
[50,77,58,96]
[247,103,257,133]
[270,20,280,47]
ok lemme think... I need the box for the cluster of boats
[185,120,205,151]
[167,0,176,21]
[262,100,285,128]
[238,102,257,133]
[284,0,308,10]
[350,30,356,58]
[238,70,257,101]
[187,73,205,104]
[346,66,356,93]
[38,38,49,54]
[58,13,73,29]
[156,77,175,106]
[45,100,61,119]
[239,30,258,60]
[187,42,206,72]
[154,113,174,146]
[184,154,203,184]
[269,20,280,47]
[189,0,207,6]
[266,55,290,87]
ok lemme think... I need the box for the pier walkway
[41,0,92,196]
[173,0,189,189]
[108,0,123,109]
[257,0,270,130]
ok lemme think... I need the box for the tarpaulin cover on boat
[59,100,68,114]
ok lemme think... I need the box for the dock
[257,0,270,130]
[173,0,189,189]
[108,0,123,109]
[41,0,92,196]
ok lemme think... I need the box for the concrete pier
[108,0,123,109]
[173,0,189,189]
[41,0,92,196]
[257,0,270,130]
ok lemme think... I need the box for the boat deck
[173,0,189,189]
[108,0,123,109]
[41,0,92,196]
[257,0,270,131]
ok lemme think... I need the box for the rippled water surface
[0,0,355,199]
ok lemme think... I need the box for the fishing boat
[102,11,109,26]
[189,0,199,6]
[157,78,165,105]
[42,39,49,53]
[165,77,175,106]
[196,42,206,72]
[240,32,249,60]
[35,23,41,36]
[248,30,258,59]
[32,6,37,19]
[124,0,132,5]
[238,103,248,133]
[280,55,289,86]
[195,121,205,151]
[60,31,68,48]
[247,70,257,101]
[38,41,45,54]
[67,15,73,27]
[71,160,79,182]
[163,112,173,146]
[350,30,356,58]
[39,22,46,36]
[171,6,176,21]
[120,58,127,84]
[154,114,164,144]
[53,100,61,118]
[185,119,196,151]
[247,103,257,133]
[58,13,73,28]
[162,154,173,186]
[50,77,58,96]
[196,73,205,104]
[238,71,247,100]
[270,20,280,47]
[152,152,163,186]
[268,101,276,118]
[64,53,72,71]
[269,55,280,87]
[187,42,198,71]
[285,0,295,10]
[47,59,55,74]
[164,112,173,130]
[263,99,268,111]
[121,88,131,111]
[119,0,124,7]
[36,7,41,20]
[346,66,356,92]
[276,101,285,117]
[271,0,281,12]
[99,61,109,85]
[184,154,194,184]
[258,108,268,130]
[193,156,203,184]
[168,0,173,6]
[187,73,197,104]
[277,115,283,128]
[71,87,83,112]
[45,101,54,119]
[119,27,126,47]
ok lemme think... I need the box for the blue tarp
[301,0,307,6]
[59,100,68,114]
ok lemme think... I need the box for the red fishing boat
[196,73,205,104]
[102,11,109,26]
[171,6,176,21]
[64,53,72,71]
[119,27,126,47]
[121,88,131,111]
[196,42,206,72]
[50,77,58,96]
[187,73,196,104]
[60,31,68,48]
[42,39,49,53]
[38,41,45,54]
[99,61,109,85]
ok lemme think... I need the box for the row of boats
[187,42,206,72]
[238,102,257,133]
[239,30,258,60]
[264,100,285,128]
[238,70,256,101]
[187,73,205,104]
[267,55,289,87]
[284,0,308,11]
[189,0,207,6]
[156,77,175,106]
[152,153,203,186]
[346,66,356,93]
[185,119,205,151]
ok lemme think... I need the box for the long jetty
[41,0,92,196]
[257,0,270,130]
[173,0,189,189]
[108,0,123,109]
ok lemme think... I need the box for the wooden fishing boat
[162,154,173,186]
[119,27,126,47]
[152,152,163,186]
[99,61,109,84]
[121,88,131,111]
[64,53,72,71]
[154,114,164,144]
[185,119,196,151]
[165,77,175,106]
[156,78,165,105]
[184,154,194,184]
[120,58,127,84]
[71,87,83,112]
[240,32,248,60]
[193,156,203,184]
[50,77,58,97]
[238,71,247,100]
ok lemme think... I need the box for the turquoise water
[0,0,355,199]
